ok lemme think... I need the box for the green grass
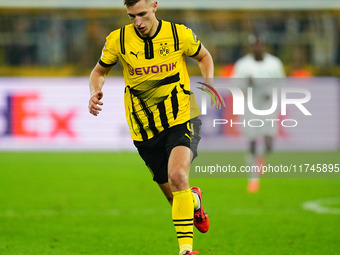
[0,151,339,255]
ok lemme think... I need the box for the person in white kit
[232,34,285,192]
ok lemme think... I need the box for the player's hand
[89,91,104,116]
[198,81,226,110]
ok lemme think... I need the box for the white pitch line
[302,197,340,215]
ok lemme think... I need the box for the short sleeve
[181,26,201,57]
[99,31,119,67]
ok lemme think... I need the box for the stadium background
[0,1,339,254]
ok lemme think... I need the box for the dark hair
[124,0,144,7]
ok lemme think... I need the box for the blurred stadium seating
[0,1,340,76]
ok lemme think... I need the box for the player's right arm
[88,63,113,116]
[89,30,119,116]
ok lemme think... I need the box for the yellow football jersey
[100,20,201,141]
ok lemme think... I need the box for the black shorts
[134,117,202,184]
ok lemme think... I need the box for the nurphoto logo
[197,82,312,128]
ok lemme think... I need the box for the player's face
[126,0,158,37]
[251,39,265,60]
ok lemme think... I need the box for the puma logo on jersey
[130,51,139,59]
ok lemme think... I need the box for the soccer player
[232,34,285,193]
[88,1,223,254]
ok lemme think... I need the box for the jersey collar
[134,20,162,41]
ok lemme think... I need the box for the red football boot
[247,179,260,193]
[184,251,199,255]
[191,186,209,233]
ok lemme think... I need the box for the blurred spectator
[81,19,108,68]
[36,17,66,66]
[290,46,313,77]
[6,17,36,65]
[64,18,87,66]
[309,13,337,68]
[336,17,340,65]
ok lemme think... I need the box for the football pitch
[0,151,339,255]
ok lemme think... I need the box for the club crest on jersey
[159,43,170,57]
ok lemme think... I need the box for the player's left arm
[193,44,226,109]
[192,44,213,82]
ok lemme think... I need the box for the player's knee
[168,169,188,189]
